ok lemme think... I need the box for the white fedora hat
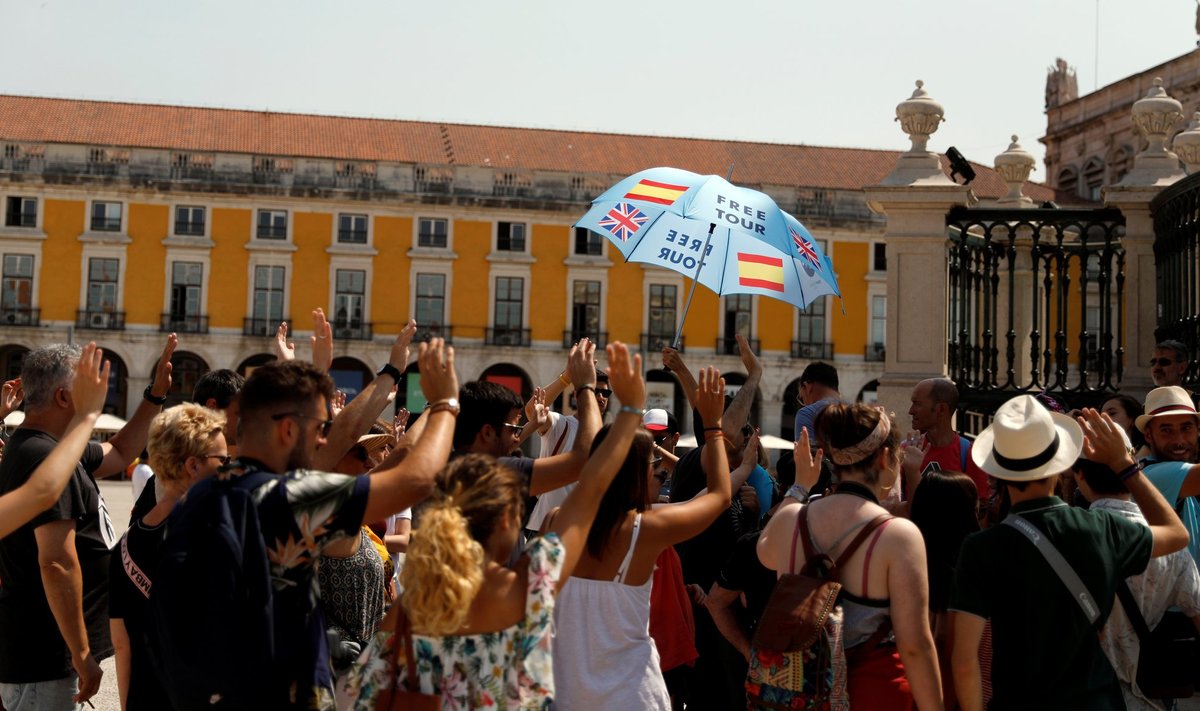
[1135,386,1199,433]
[972,395,1084,482]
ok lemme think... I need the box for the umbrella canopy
[579,166,841,302]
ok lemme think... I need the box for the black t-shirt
[0,429,111,682]
[668,446,738,589]
[129,474,157,524]
[715,530,776,631]
[109,517,173,710]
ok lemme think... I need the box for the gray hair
[22,343,81,410]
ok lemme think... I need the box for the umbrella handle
[671,222,717,350]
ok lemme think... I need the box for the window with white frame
[256,210,287,240]
[4,197,36,228]
[648,284,677,344]
[497,222,526,252]
[571,281,601,342]
[494,276,524,332]
[175,206,206,236]
[338,213,368,244]
[869,294,886,360]
[573,226,603,256]
[796,297,827,346]
[723,295,753,346]
[90,202,122,232]
[415,273,446,332]
[252,265,286,324]
[169,262,204,331]
[1,254,34,317]
[333,269,366,328]
[85,258,119,314]
[418,218,447,248]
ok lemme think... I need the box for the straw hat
[356,433,393,454]
[1135,386,1199,433]
[971,395,1084,481]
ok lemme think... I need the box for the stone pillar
[1105,77,1186,399]
[865,81,973,422]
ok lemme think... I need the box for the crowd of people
[0,318,1199,711]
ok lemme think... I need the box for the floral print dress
[347,534,565,710]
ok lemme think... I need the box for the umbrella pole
[671,222,716,350]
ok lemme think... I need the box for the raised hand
[736,333,761,375]
[662,347,688,373]
[567,338,597,389]
[605,342,644,411]
[794,426,823,492]
[311,308,333,372]
[272,321,296,361]
[389,319,418,371]
[1077,408,1135,473]
[70,343,111,418]
[150,333,177,400]
[418,339,458,403]
[393,408,409,443]
[525,387,549,430]
[901,431,930,476]
[0,378,22,419]
[695,366,725,431]
[329,390,347,419]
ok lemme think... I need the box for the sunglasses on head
[1150,358,1182,367]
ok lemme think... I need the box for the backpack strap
[794,505,819,575]
[859,519,894,593]
[959,436,971,471]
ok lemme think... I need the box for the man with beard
[154,336,459,710]
[1136,386,1200,565]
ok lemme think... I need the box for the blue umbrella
[574,167,841,347]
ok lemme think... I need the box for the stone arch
[167,351,210,407]
[781,377,804,441]
[478,362,532,402]
[96,349,129,417]
[856,379,880,404]
[646,369,686,428]
[237,353,276,377]
[330,356,373,401]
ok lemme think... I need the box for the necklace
[831,480,879,505]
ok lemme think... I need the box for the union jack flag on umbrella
[574,167,842,347]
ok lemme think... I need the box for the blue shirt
[1143,460,1200,565]
[794,397,839,440]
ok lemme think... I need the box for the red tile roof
[0,95,1057,201]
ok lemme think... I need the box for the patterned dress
[347,534,565,710]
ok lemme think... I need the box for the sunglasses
[595,388,613,398]
[502,422,526,435]
[271,412,334,437]
[198,454,233,467]
[1150,358,1182,367]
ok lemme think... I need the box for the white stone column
[1105,77,1186,400]
[865,81,973,422]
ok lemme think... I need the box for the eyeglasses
[595,388,613,398]
[271,412,334,437]
[501,422,526,435]
[1150,358,1182,367]
[199,454,232,467]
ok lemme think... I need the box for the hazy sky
[2,0,1197,173]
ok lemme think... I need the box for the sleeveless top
[553,513,672,710]
[806,504,895,649]
[318,528,388,646]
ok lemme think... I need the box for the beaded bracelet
[703,426,723,433]
[1117,461,1143,481]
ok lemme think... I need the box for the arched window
[237,353,276,377]
[97,350,129,417]
[167,351,210,407]
[330,357,373,402]
[1081,158,1105,201]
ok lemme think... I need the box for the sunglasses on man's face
[1150,358,1182,367]
[595,388,613,398]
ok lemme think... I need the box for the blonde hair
[147,403,226,483]
[400,455,524,635]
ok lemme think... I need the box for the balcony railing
[642,333,683,353]
[5,213,36,228]
[864,344,886,362]
[337,229,367,244]
[791,341,834,360]
[76,310,125,330]
[161,313,209,334]
[90,217,121,232]
[174,221,205,236]
[0,306,39,326]
[562,330,608,348]
[333,321,373,341]
[717,336,760,356]
[415,325,453,344]
[486,327,531,347]
[244,317,288,337]
[256,225,287,240]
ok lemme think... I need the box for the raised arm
[0,377,23,421]
[721,334,761,438]
[309,307,334,372]
[644,367,731,546]
[362,339,458,522]
[271,321,296,361]
[527,339,602,496]
[518,362,574,446]
[314,321,415,470]
[662,347,698,408]
[548,343,644,588]
[0,344,109,539]
[98,333,175,478]
[1079,408,1189,557]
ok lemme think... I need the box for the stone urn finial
[1132,78,1184,155]
[895,80,945,155]
[1173,111,1200,173]
[994,135,1036,205]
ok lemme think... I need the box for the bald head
[909,378,958,435]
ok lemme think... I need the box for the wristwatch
[376,362,402,382]
[143,384,167,406]
[427,398,460,416]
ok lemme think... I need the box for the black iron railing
[642,333,683,353]
[864,344,886,362]
[244,317,288,337]
[415,325,453,344]
[76,310,125,330]
[563,330,608,348]
[486,327,530,347]
[791,341,834,360]
[0,307,39,326]
[717,336,760,356]
[161,313,209,334]
[333,321,373,341]
[174,221,205,236]
[946,205,1125,433]
[1151,171,1200,390]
